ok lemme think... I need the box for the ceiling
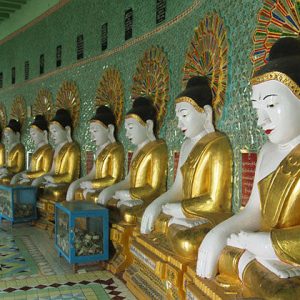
[0,0,28,23]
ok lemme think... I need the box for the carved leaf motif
[131,46,170,130]
[95,68,124,128]
[183,13,228,120]
[32,89,53,121]
[56,81,80,127]
[10,96,26,127]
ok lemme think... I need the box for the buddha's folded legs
[217,246,300,299]
[39,184,69,202]
[0,176,12,185]
[167,223,212,259]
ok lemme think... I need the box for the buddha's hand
[0,168,8,177]
[19,178,30,184]
[196,228,228,278]
[162,203,185,218]
[80,181,93,189]
[21,173,28,179]
[83,188,95,199]
[113,190,132,201]
[227,231,277,259]
[44,175,54,183]
[98,187,114,205]
[117,199,143,208]
[140,201,162,234]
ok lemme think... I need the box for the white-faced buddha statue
[0,119,25,184]
[66,105,124,202]
[11,115,53,185]
[197,37,300,299]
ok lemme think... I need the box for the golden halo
[56,81,80,128]
[131,46,170,130]
[10,96,26,127]
[183,13,228,120]
[32,89,53,122]
[0,103,7,130]
[95,68,124,128]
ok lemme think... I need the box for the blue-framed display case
[55,201,109,265]
[0,185,38,223]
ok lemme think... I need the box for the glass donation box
[0,185,38,223]
[55,201,109,265]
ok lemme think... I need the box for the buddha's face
[125,117,148,146]
[30,127,46,146]
[4,129,17,145]
[49,123,67,145]
[252,80,300,144]
[89,122,109,146]
[176,102,206,138]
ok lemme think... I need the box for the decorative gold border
[30,124,44,132]
[125,114,146,126]
[90,119,108,128]
[175,96,204,113]
[49,120,66,129]
[251,71,300,100]
[4,127,13,132]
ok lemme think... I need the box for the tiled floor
[0,222,136,299]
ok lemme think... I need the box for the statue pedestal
[0,185,37,224]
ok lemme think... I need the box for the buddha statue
[0,119,25,184]
[35,109,81,224]
[11,115,53,185]
[196,37,300,299]
[98,96,168,273]
[0,128,5,168]
[124,77,232,299]
[66,105,124,202]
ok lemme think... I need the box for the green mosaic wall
[0,0,265,211]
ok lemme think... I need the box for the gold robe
[40,142,80,202]
[0,143,25,184]
[0,143,5,168]
[109,139,168,224]
[25,144,54,180]
[219,144,300,299]
[166,132,233,258]
[75,142,124,201]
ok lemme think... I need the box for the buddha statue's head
[175,76,214,139]
[125,97,157,146]
[30,115,49,146]
[90,105,117,146]
[4,119,21,146]
[251,37,300,145]
[49,109,73,146]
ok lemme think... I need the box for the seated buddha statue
[98,97,168,273]
[0,119,25,184]
[140,76,233,259]
[99,96,168,223]
[196,37,300,299]
[11,115,53,185]
[35,109,80,222]
[66,105,124,202]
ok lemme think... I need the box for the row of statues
[0,37,299,299]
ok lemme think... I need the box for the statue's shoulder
[151,139,167,152]
[108,142,124,152]
[196,131,230,151]
[67,141,80,152]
